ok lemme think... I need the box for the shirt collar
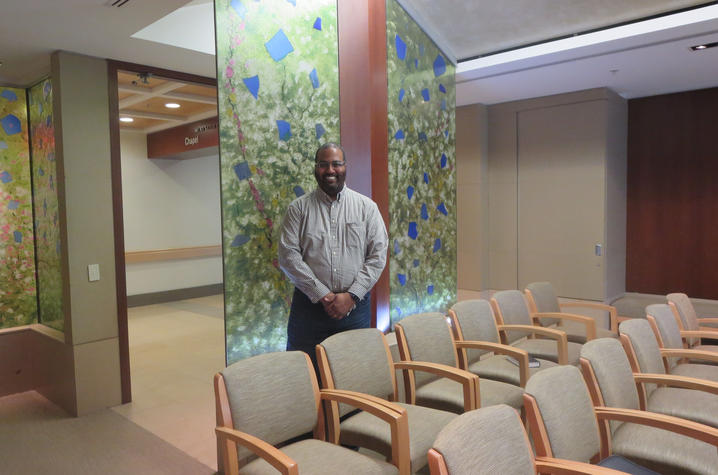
[315,185,347,203]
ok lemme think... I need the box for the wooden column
[337,0,390,329]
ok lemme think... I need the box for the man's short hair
[315,142,346,162]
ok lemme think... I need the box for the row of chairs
[213,287,718,474]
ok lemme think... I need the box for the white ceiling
[1,0,718,106]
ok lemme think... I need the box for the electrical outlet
[88,264,100,282]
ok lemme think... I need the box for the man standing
[278,142,388,370]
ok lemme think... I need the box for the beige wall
[456,104,488,290]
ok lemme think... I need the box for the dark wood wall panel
[627,87,718,299]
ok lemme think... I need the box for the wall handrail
[125,245,221,264]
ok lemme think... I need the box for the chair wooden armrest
[697,317,718,326]
[681,330,718,339]
[320,389,410,474]
[660,348,718,364]
[533,312,597,340]
[560,302,618,333]
[215,426,299,475]
[633,372,718,395]
[455,340,530,387]
[499,324,569,365]
[534,457,626,474]
[393,361,479,411]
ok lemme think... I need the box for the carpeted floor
[0,390,214,475]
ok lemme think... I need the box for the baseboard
[127,283,223,307]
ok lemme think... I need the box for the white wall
[120,131,222,295]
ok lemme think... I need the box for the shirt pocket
[345,222,365,250]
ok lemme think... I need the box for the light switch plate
[88,264,100,282]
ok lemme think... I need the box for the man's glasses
[315,161,346,169]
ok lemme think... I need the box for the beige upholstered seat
[618,318,718,429]
[428,404,625,475]
[525,281,618,343]
[491,290,581,365]
[667,293,718,354]
[449,299,558,387]
[395,312,524,413]
[214,351,405,475]
[316,328,456,474]
[646,304,718,381]
[579,338,718,474]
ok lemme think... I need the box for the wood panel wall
[627,87,718,299]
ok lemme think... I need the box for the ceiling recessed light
[690,41,718,51]
[164,102,181,109]
[119,117,134,123]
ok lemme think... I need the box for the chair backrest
[525,281,561,326]
[491,290,533,344]
[318,328,395,417]
[667,292,700,337]
[580,338,640,435]
[396,312,457,388]
[619,318,666,398]
[449,299,501,365]
[525,365,600,463]
[431,404,535,475]
[220,351,319,461]
[645,303,683,370]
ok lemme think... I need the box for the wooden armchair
[578,338,718,473]
[316,328,457,474]
[667,293,718,354]
[394,311,524,413]
[525,281,619,343]
[214,351,407,475]
[449,299,558,388]
[491,290,581,365]
[429,404,626,475]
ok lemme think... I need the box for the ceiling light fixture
[119,117,134,123]
[164,102,181,109]
[690,41,718,51]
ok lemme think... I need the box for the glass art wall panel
[28,79,64,332]
[386,0,457,326]
[215,0,340,363]
[0,87,38,328]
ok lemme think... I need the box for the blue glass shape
[293,185,305,197]
[421,88,430,101]
[286,0,296,5]
[433,54,447,77]
[421,203,428,220]
[427,285,434,295]
[43,80,51,98]
[444,130,449,138]
[419,44,425,56]
[395,34,407,60]
[1,90,17,101]
[1,114,22,135]
[233,161,251,181]
[242,75,259,99]
[413,259,419,268]
[394,239,400,255]
[394,129,405,140]
[440,153,447,168]
[439,83,446,93]
[423,172,429,184]
[418,132,427,142]
[0,171,11,183]
[265,29,294,62]
[397,274,407,286]
[315,123,325,139]
[437,202,448,215]
[408,222,418,240]
[276,120,292,141]
[414,58,419,69]
[8,200,19,210]
[0,141,7,150]
[441,99,447,111]
[46,115,52,127]
[38,168,44,176]
[231,234,250,247]
[433,238,442,252]
[13,231,21,243]
[313,17,322,30]
[395,307,403,316]
[407,185,414,200]
[230,0,246,18]
[309,68,319,89]
[398,88,405,102]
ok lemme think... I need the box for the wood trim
[125,245,222,264]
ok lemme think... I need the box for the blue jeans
[286,288,370,377]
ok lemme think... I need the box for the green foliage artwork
[0,87,38,328]
[28,79,64,332]
[215,0,339,363]
[386,0,456,326]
